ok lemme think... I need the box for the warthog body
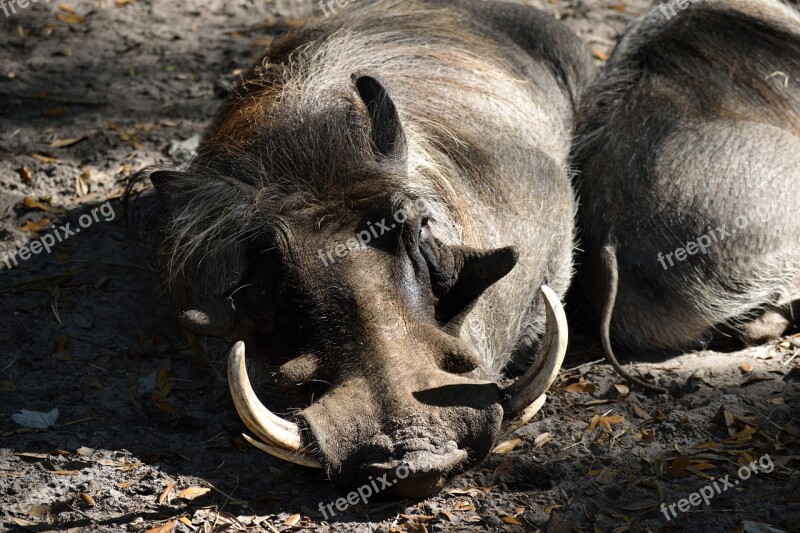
[132,0,594,496]
[573,0,800,362]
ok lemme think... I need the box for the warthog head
[134,53,567,498]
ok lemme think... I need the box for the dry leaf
[565,382,597,394]
[15,452,50,459]
[739,363,754,374]
[178,517,192,527]
[75,171,90,196]
[158,482,176,504]
[534,432,553,448]
[587,414,624,431]
[613,384,630,398]
[19,165,33,182]
[177,486,210,500]
[32,153,61,164]
[23,197,51,211]
[78,492,95,507]
[492,438,521,454]
[502,515,523,525]
[56,13,86,24]
[454,500,474,511]
[50,469,80,475]
[284,513,301,526]
[20,218,50,233]
[51,136,84,148]
[493,460,514,477]
[42,107,68,118]
[145,521,177,533]
[670,455,690,478]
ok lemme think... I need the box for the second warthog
[130,0,595,496]
[572,0,800,389]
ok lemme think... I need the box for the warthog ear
[436,245,519,332]
[353,74,407,162]
[148,170,187,199]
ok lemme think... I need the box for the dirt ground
[1,0,799,531]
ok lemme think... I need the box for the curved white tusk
[502,285,568,415]
[227,341,302,451]
[241,433,323,469]
[500,394,547,438]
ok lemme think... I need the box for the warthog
[127,0,595,496]
[572,0,800,390]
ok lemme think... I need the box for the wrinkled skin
[572,0,800,355]
[130,0,594,497]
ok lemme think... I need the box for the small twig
[565,358,604,372]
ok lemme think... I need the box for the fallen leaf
[56,13,86,24]
[50,470,80,475]
[50,136,84,148]
[14,452,51,459]
[454,500,474,511]
[12,408,59,429]
[23,197,51,211]
[565,382,597,394]
[144,521,177,533]
[32,153,61,164]
[739,363,754,374]
[502,515,523,525]
[177,486,210,500]
[493,460,514,477]
[492,438,521,454]
[19,165,33,182]
[587,414,624,431]
[75,171,90,196]
[20,218,50,233]
[670,455,690,478]
[534,432,553,448]
[78,493,95,507]
[158,482,176,504]
[613,384,630,398]
[284,513,301,526]
[42,107,68,118]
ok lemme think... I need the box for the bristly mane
[129,0,569,307]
